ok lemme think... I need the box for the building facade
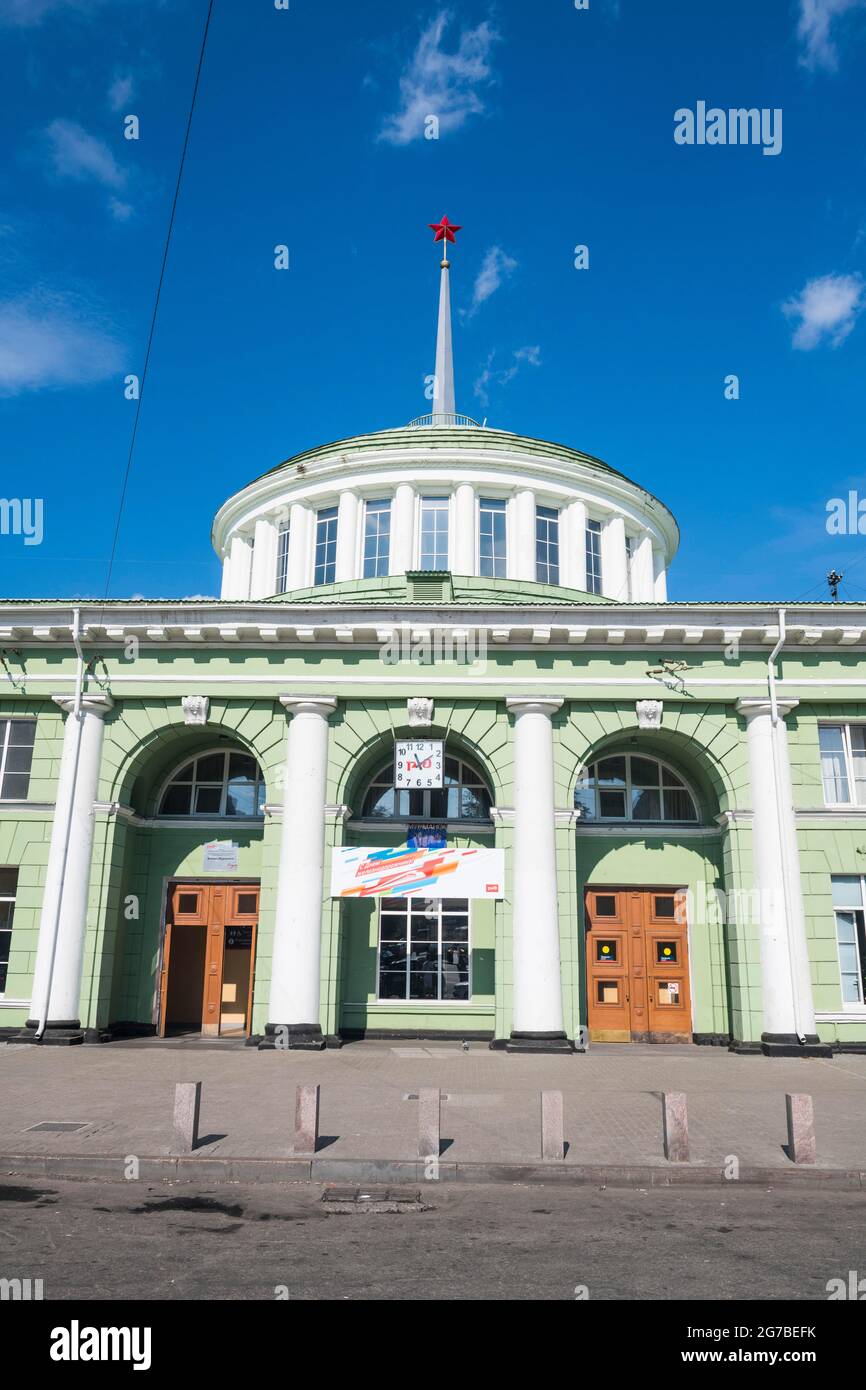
[2,237,866,1056]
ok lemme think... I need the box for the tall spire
[429,216,461,425]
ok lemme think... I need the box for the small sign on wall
[203,841,239,872]
[394,738,444,789]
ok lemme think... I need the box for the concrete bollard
[418,1087,441,1159]
[785,1093,816,1165]
[173,1082,202,1153]
[662,1091,689,1163]
[541,1090,565,1160]
[292,1083,321,1154]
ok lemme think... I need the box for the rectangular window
[625,534,636,600]
[377,897,470,1001]
[363,499,391,578]
[478,497,506,578]
[585,519,603,595]
[275,523,290,594]
[0,720,36,801]
[313,506,338,586]
[536,505,559,585]
[419,497,449,570]
[819,724,866,806]
[0,867,17,993]
[832,876,866,1005]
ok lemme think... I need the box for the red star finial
[429,215,462,244]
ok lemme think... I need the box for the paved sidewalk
[2,1040,865,1180]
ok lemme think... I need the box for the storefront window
[378,897,470,1001]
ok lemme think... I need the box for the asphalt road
[2,1177,865,1301]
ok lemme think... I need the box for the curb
[1,1153,863,1190]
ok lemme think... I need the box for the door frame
[583,883,693,1043]
[155,876,261,1037]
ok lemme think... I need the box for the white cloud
[783,273,864,349]
[0,293,123,396]
[108,73,134,112]
[379,9,500,145]
[468,245,517,315]
[474,344,541,407]
[43,117,125,189]
[108,196,133,221]
[0,0,110,23]
[797,0,866,71]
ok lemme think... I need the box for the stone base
[728,1040,763,1055]
[760,1031,833,1059]
[693,1032,732,1047]
[7,1019,84,1046]
[257,1022,326,1052]
[502,1031,575,1055]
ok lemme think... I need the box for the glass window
[536,505,559,585]
[585,518,603,595]
[420,497,449,570]
[377,898,470,1001]
[479,498,506,578]
[832,877,866,1006]
[0,867,17,993]
[360,754,492,822]
[363,499,391,579]
[275,523,290,594]
[158,750,265,818]
[314,506,338,585]
[819,725,850,803]
[625,535,636,600]
[0,720,36,801]
[575,754,698,823]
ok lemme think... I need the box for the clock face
[394,739,444,790]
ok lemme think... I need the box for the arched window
[575,753,698,823]
[360,753,492,822]
[158,749,266,818]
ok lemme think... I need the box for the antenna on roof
[828,569,843,602]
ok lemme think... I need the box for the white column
[632,533,655,601]
[264,695,337,1049]
[601,514,628,600]
[513,489,536,581]
[229,533,253,600]
[453,482,475,574]
[26,694,113,1041]
[250,517,279,599]
[287,502,311,590]
[220,553,233,599]
[505,697,570,1049]
[561,498,587,591]
[736,698,822,1053]
[653,546,668,601]
[390,482,415,575]
[335,489,360,582]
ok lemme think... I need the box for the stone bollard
[418,1088,441,1159]
[292,1083,321,1155]
[173,1082,202,1153]
[662,1091,689,1163]
[785,1093,816,1165]
[541,1090,565,1160]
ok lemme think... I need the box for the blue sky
[1,0,865,603]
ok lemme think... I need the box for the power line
[100,0,215,608]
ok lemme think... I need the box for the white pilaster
[390,483,415,575]
[265,695,338,1047]
[514,489,536,581]
[601,514,628,600]
[653,546,668,601]
[737,698,820,1050]
[632,533,655,601]
[229,533,253,601]
[453,482,475,575]
[287,502,311,590]
[250,516,279,599]
[505,696,569,1047]
[27,694,113,1038]
[562,498,588,591]
[220,553,233,599]
[335,489,360,583]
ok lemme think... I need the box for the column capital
[505,696,564,718]
[736,697,799,722]
[279,694,338,718]
[52,693,114,718]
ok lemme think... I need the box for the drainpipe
[767,607,807,1045]
[32,608,86,1039]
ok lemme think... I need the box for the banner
[331,846,504,899]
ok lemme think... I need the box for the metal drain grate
[322,1186,427,1213]
[26,1121,90,1133]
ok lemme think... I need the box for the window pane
[7,720,35,746]
[819,725,850,804]
[410,948,440,998]
[229,753,256,780]
[832,876,864,909]
[225,783,256,816]
[160,784,192,815]
[574,774,597,820]
[536,505,559,585]
[314,506,338,585]
[363,500,391,579]
[195,786,222,814]
[835,910,864,1003]
[850,726,866,806]
[479,498,506,578]
[0,774,29,799]
[632,788,661,819]
[420,498,449,570]
[364,787,395,818]
[196,753,225,782]
[599,789,627,817]
[0,868,18,896]
[597,757,626,786]
[663,788,697,821]
[585,519,603,595]
[630,757,660,786]
[379,972,407,999]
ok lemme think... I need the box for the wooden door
[585,887,691,1043]
[157,923,172,1038]
[201,884,227,1036]
[160,882,259,1038]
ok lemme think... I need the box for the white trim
[0,998,29,1009]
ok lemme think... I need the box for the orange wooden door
[201,884,227,1036]
[585,887,692,1043]
[643,889,691,1042]
[584,889,632,1042]
[157,923,172,1038]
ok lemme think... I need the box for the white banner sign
[331,846,504,899]
[394,738,444,789]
